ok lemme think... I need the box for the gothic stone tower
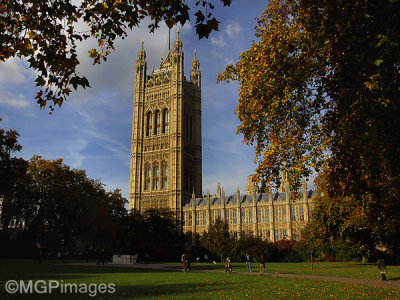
[129,30,202,217]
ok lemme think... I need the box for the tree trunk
[310,249,314,270]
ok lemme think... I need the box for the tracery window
[273,207,279,222]
[241,211,245,224]
[146,112,153,137]
[162,109,169,133]
[291,206,296,221]
[282,207,287,223]
[155,110,160,135]
[161,163,168,189]
[299,207,305,221]
[153,164,159,190]
[144,165,151,191]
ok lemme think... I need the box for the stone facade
[129,31,202,215]
[182,171,315,244]
[129,33,315,242]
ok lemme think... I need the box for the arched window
[162,163,168,189]
[155,110,161,135]
[146,112,153,137]
[153,164,159,190]
[162,109,169,134]
[144,164,151,191]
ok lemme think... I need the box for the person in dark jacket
[377,258,387,280]
[245,252,251,272]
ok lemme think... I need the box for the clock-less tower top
[129,31,202,217]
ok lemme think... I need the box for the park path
[63,262,400,290]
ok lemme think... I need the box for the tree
[201,218,234,261]
[3,155,128,256]
[1,0,231,110]
[119,208,184,261]
[298,224,323,270]
[218,0,400,250]
[0,119,30,230]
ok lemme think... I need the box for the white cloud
[211,35,227,47]
[0,58,32,86]
[225,21,243,39]
[0,91,30,109]
[209,20,243,49]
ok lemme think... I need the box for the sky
[0,1,270,200]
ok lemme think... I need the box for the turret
[172,29,184,86]
[135,40,147,88]
[190,49,201,87]
[173,29,183,53]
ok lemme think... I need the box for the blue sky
[0,1,269,199]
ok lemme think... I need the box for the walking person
[245,252,252,272]
[182,253,188,273]
[259,254,265,275]
[377,258,387,280]
[225,256,232,273]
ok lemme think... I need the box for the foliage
[311,166,400,256]
[321,239,363,263]
[229,234,277,262]
[0,0,231,111]
[200,218,234,260]
[0,142,128,257]
[218,0,400,250]
[118,208,184,261]
[0,119,30,229]
[274,239,302,262]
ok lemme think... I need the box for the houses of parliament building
[129,31,315,243]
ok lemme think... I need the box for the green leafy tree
[0,119,30,230]
[201,218,234,261]
[119,208,184,261]
[218,0,400,251]
[4,155,128,256]
[298,224,323,270]
[1,0,231,110]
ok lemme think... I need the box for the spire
[173,29,183,53]
[302,177,307,191]
[137,39,146,61]
[191,49,200,70]
[190,49,200,86]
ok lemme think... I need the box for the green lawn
[187,261,400,280]
[0,260,399,299]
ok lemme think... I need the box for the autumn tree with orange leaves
[218,0,400,253]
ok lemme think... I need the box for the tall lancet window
[144,165,151,191]
[162,109,169,133]
[155,110,161,135]
[153,164,159,190]
[162,163,168,189]
[146,112,153,137]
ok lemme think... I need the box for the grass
[0,260,399,299]
[186,261,400,280]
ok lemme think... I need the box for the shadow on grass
[0,281,233,300]
[0,261,181,282]
[388,277,400,281]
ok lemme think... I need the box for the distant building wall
[182,176,314,245]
